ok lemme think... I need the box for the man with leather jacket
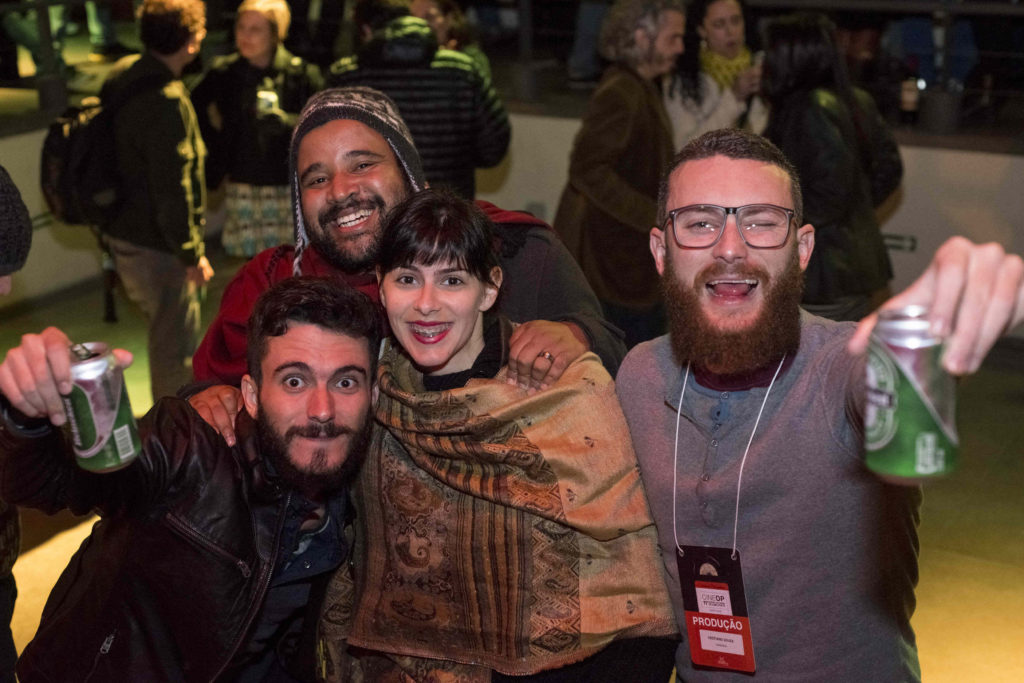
[0,277,379,681]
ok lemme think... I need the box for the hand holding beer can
[62,343,141,473]
[864,306,959,484]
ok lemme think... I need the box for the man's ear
[241,374,260,419]
[796,223,815,272]
[650,226,668,276]
[634,27,648,53]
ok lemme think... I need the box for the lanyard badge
[677,545,756,673]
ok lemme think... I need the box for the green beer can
[61,342,141,473]
[864,306,959,484]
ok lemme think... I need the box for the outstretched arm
[0,327,133,426]
[848,237,1024,374]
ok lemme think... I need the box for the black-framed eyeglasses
[663,204,796,249]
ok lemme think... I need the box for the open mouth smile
[328,208,374,231]
[409,321,452,344]
[707,278,758,300]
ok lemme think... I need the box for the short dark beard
[255,406,371,500]
[662,248,804,377]
[308,194,388,273]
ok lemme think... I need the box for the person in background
[410,0,491,81]
[619,127,1024,681]
[192,0,323,258]
[0,164,30,297]
[554,0,683,349]
[663,0,766,151]
[100,0,214,402]
[761,12,902,321]
[55,0,136,63]
[0,163,31,683]
[0,278,379,681]
[565,0,610,89]
[317,188,677,681]
[327,0,509,199]
[0,0,98,91]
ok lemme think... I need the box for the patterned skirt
[221,182,293,258]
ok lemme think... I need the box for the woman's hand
[507,321,588,394]
[732,64,761,100]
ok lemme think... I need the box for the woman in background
[319,189,678,682]
[662,0,766,149]
[762,12,902,321]
[191,0,322,258]
[410,0,492,80]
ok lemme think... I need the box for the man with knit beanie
[192,87,624,443]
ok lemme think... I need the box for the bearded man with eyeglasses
[615,128,1024,681]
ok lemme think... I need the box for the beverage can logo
[865,344,898,451]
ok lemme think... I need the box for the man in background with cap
[99,0,214,403]
[191,86,624,444]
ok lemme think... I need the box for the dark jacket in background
[100,53,206,267]
[765,87,901,305]
[0,398,339,682]
[553,64,675,310]
[0,163,31,278]
[327,15,510,199]
[191,45,323,188]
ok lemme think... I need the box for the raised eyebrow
[272,361,312,377]
[332,365,368,381]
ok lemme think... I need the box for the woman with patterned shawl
[317,189,678,681]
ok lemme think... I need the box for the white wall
[4,112,1022,337]
[1,130,104,313]
[478,113,1024,338]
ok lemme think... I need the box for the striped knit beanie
[289,87,427,275]
[0,164,32,277]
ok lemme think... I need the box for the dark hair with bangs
[246,277,382,386]
[377,188,501,289]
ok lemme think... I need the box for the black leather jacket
[0,398,299,682]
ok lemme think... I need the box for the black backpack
[39,96,121,226]
[39,76,164,226]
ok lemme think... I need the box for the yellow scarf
[700,44,752,91]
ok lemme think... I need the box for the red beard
[662,248,805,377]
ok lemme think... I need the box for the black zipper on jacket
[164,513,252,577]
[211,491,292,681]
[83,629,117,682]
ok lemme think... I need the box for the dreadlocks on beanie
[289,86,427,275]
